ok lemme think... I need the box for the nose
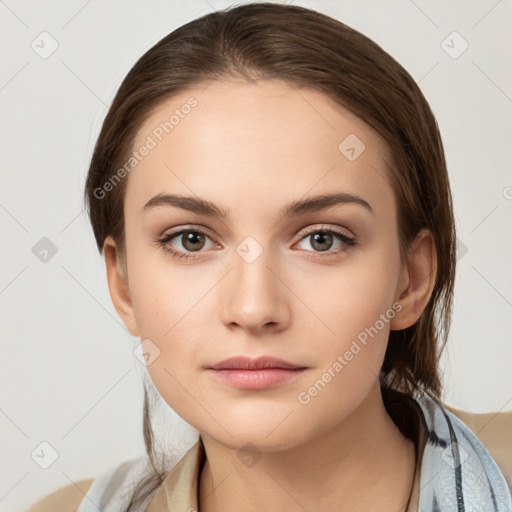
[220,247,290,334]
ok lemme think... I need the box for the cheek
[127,240,209,333]
[128,276,207,371]
[127,264,215,410]
[296,255,397,344]
[291,275,396,432]
[302,290,392,398]
[292,254,399,395]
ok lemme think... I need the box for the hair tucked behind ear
[83,3,457,508]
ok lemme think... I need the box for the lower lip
[207,368,307,389]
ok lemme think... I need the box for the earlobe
[390,229,437,331]
[103,236,139,337]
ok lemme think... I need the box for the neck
[198,382,417,512]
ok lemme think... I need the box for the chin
[202,424,310,454]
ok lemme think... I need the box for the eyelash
[156,225,357,261]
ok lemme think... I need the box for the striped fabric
[76,390,512,512]
[416,391,512,511]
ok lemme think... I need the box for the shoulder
[445,404,512,491]
[25,456,158,512]
[25,478,95,512]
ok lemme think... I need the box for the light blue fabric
[75,456,156,512]
[415,391,512,511]
[76,389,512,511]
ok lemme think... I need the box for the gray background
[1,0,511,510]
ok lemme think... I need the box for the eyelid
[160,223,354,246]
[159,225,219,248]
[161,224,217,239]
[295,223,354,240]
[158,223,356,262]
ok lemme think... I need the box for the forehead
[126,79,394,221]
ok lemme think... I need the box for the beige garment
[145,437,205,511]
[25,478,94,512]
[146,423,425,512]
[25,407,511,512]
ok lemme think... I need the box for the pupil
[184,232,204,250]
[312,232,332,251]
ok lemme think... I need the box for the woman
[27,3,512,511]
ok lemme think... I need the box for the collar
[145,436,206,512]
[145,390,512,512]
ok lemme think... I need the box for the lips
[209,367,307,390]
[208,355,306,370]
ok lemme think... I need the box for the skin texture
[103,79,437,512]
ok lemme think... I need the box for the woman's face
[115,78,410,451]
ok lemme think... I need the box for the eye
[294,225,356,257]
[157,224,357,261]
[157,227,217,261]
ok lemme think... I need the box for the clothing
[148,413,422,511]
[143,391,512,512]
[29,389,512,512]
[413,391,511,511]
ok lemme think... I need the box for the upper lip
[208,356,306,370]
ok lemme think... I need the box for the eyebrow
[141,192,374,219]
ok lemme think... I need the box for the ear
[390,229,437,330]
[103,236,139,337]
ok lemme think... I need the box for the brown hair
[83,2,456,508]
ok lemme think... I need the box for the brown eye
[180,231,207,251]
[309,232,335,252]
[157,227,216,260]
[295,225,356,257]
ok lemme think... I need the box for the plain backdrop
[1,1,511,510]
